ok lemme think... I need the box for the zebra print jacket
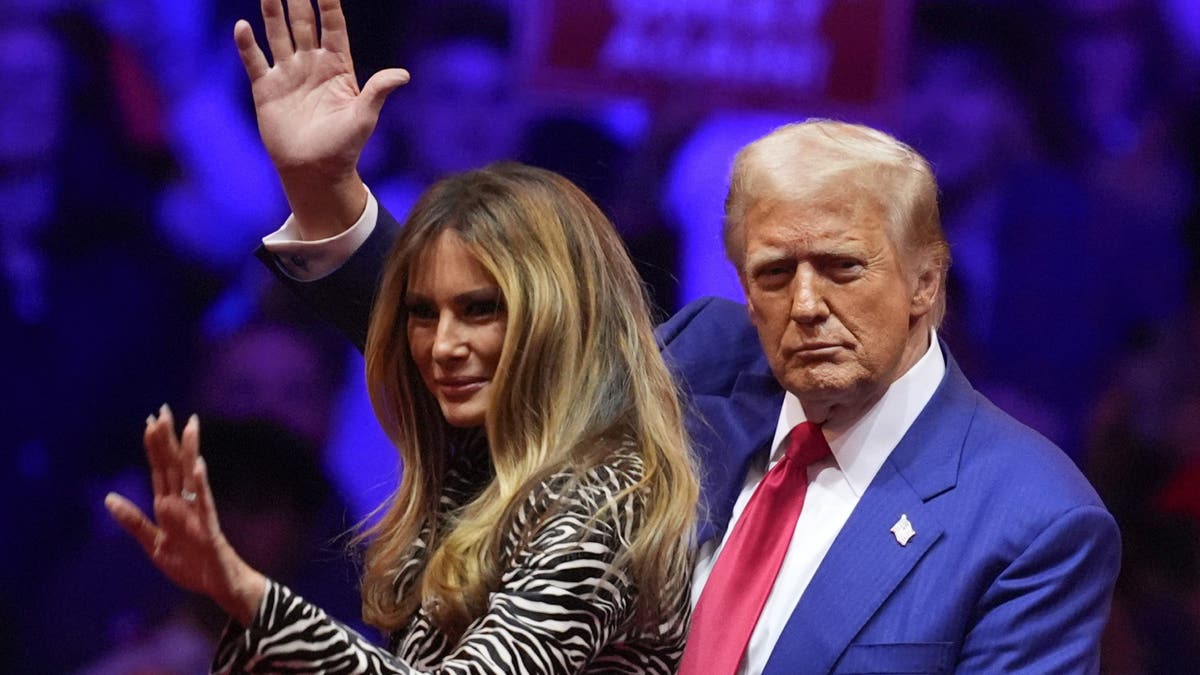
[212,444,691,674]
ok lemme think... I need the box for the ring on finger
[181,488,198,503]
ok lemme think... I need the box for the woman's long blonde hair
[358,162,698,641]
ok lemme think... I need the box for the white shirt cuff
[261,188,379,281]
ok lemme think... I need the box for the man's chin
[783,363,857,389]
[782,369,865,402]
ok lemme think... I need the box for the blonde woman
[107,159,698,672]
[103,0,700,669]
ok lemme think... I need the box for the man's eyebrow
[744,247,791,270]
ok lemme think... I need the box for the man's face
[740,196,933,425]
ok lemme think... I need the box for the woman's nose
[432,314,469,361]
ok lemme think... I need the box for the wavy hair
[358,162,698,641]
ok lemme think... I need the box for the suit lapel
[762,462,945,674]
[763,350,979,673]
[690,370,783,545]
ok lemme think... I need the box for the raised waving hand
[234,0,409,238]
[105,407,265,626]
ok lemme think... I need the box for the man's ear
[909,257,940,319]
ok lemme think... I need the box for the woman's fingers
[105,492,160,556]
[142,406,205,506]
[144,413,166,498]
[286,0,319,51]
[194,456,221,532]
[234,20,270,81]
[155,406,185,496]
[179,414,201,502]
[113,407,237,605]
[316,0,351,56]
[261,0,295,62]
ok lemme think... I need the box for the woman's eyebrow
[454,287,503,304]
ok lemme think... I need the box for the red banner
[520,0,911,112]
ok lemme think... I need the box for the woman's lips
[435,378,487,400]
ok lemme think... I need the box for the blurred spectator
[192,315,346,450]
[900,2,1042,358]
[1041,0,1192,332]
[1,16,203,673]
[86,0,289,275]
[899,0,1193,456]
[1088,278,1200,466]
[21,302,368,670]
[192,304,379,617]
[900,2,1092,448]
[189,297,398,526]
[362,0,525,218]
[519,112,683,315]
[1085,280,1200,670]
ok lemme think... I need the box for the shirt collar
[769,332,946,496]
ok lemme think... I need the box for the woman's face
[405,230,507,428]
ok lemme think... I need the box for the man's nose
[789,267,829,324]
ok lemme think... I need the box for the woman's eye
[466,300,504,317]
[405,303,436,320]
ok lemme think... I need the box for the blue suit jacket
[659,296,1120,674]
[261,207,1120,673]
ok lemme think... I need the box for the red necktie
[679,422,831,675]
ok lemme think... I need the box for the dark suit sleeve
[254,205,402,352]
[655,296,769,398]
[956,504,1120,673]
[655,296,718,348]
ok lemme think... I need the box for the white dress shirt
[263,188,380,281]
[691,336,946,674]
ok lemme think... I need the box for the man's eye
[755,263,792,279]
[830,259,865,276]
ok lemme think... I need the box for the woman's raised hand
[234,0,409,238]
[104,406,265,626]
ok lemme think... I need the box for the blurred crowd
[1,0,1198,672]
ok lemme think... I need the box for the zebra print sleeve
[211,452,679,674]
[212,580,411,674]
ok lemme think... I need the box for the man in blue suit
[655,121,1120,673]
[237,4,1119,670]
